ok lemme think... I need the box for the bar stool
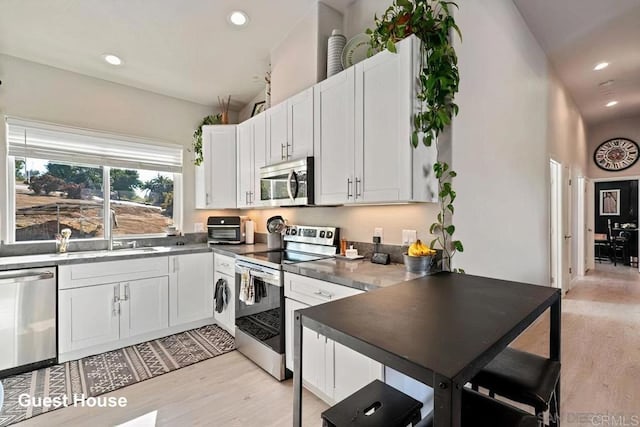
[470,347,560,426]
[321,380,423,427]
[417,388,538,427]
[594,233,609,263]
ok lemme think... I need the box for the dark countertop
[0,244,213,271]
[299,272,560,382]
[0,243,273,271]
[283,258,428,291]
[209,243,270,257]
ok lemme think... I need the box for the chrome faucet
[107,235,137,251]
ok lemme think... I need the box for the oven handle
[235,263,282,287]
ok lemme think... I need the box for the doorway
[591,178,640,272]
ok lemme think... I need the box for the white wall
[343,0,389,39]
[452,0,550,285]
[587,114,640,179]
[243,204,438,246]
[238,90,266,124]
[0,54,235,239]
[270,2,342,104]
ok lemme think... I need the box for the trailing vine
[192,114,222,166]
[368,0,463,271]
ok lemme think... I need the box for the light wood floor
[16,264,640,426]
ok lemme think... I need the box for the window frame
[4,120,183,245]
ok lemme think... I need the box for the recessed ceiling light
[606,101,618,107]
[228,11,249,26]
[594,62,609,71]
[103,54,123,66]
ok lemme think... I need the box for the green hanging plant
[192,114,222,166]
[368,0,463,272]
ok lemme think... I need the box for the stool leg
[535,408,544,427]
[549,391,559,427]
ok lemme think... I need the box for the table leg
[293,312,303,427]
[433,375,462,427]
[550,297,561,427]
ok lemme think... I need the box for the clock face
[594,138,639,171]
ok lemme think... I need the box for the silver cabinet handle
[173,257,178,273]
[355,177,361,199]
[121,283,130,301]
[347,178,353,198]
[0,271,54,285]
[281,143,286,160]
[286,143,292,159]
[113,285,120,317]
[249,191,254,204]
[205,193,210,205]
[313,290,333,299]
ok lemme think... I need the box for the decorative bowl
[403,252,441,273]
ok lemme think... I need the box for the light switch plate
[402,229,417,245]
[374,227,383,241]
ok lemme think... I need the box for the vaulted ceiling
[513,0,640,125]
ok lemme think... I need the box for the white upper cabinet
[237,113,267,208]
[287,87,314,160]
[266,102,289,164]
[195,125,237,209]
[314,69,356,205]
[266,88,314,165]
[314,35,436,205]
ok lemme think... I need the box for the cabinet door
[120,276,169,339]
[285,298,331,398]
[354,37,414,203]
[266,102,288,164]
[287,87,314,160]
[204,125,237,208]
[314,69,355,205]
[169,253,214,327]
[236,121,254,208]
[213,270,235,335]
[194,138,211,209]
[333,341,384,403]
[253,113,267,206]
[58,284,120,352]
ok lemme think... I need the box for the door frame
[591,176,640,273]
[549,159,562,290]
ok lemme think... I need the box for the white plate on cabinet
[341,33,372,69]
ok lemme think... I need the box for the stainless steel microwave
[260,157,314,206]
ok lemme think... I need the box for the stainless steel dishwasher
[0,267,57,377]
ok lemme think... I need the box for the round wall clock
[593,137,639,171]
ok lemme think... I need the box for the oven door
[260,158,313,206]
[235,261,284,354]
[208,225,242,243]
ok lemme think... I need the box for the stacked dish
[327,29,346,78]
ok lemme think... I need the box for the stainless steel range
[234,225,339,380]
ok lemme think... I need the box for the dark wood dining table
[292,272,561,426]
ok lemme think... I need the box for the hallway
[513,264,640,423]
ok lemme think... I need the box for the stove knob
[319,231,326,238]
[291,228,298,236]
[326,231,333,239]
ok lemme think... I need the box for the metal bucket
[403,254,438,273]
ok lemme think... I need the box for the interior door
[563,165,573,292]
[586,178,595,271]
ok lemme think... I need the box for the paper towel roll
[245,220,255,244]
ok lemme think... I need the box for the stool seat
[418,388,538,427]
[472,347,560,411]
[321,380,422,427]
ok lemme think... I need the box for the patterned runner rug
[0,324,235,426]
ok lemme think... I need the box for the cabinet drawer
[284,273,362,306]
[59,257,169,289]
[214,254,235,276]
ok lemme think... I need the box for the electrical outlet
[194,222,205,232]
[374,227,383,242]
[402,229,417,245]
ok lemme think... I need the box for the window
[6,118,183,243]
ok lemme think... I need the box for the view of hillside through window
[14,159,174,241]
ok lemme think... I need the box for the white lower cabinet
[59,282,120,353]
[169,253,214,327]
[284,273,383,405]
[59,253,216,362]
[120,277,169,339]
[213,253,236,335]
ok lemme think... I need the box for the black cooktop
[242,250,330,265]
